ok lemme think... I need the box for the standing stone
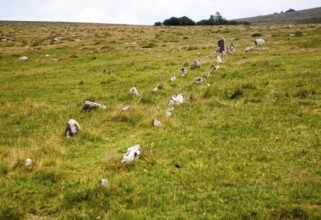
[217,38,225,53]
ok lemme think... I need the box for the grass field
[0,21,321,219]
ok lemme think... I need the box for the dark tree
[154,22,162,26]
[179,16,195,25]
[163,17,180,26]
[163,16,195,26]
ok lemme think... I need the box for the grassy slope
[0,22,321,219]
[234,7,321,24]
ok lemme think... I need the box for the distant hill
[233,7,321,24]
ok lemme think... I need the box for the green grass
[0,22,320,219]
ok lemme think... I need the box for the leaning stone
[83,101,106,110]
[66,119,81,138]
[218,38,225,53]
[255,39,265,46]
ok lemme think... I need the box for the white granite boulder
[66,119,81,138]
[121,144,141,163]
[169,94,184,105]
[83,101,106,110]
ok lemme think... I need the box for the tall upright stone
[218,38,225,53]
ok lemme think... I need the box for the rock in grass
[129,87,140,96]
[169,94,184,105]
[25,158,32,166]
[245,46,254,52]
[66,119,81,138]
[170,74,176,82]
[212,65,219,72]
[230,42,235,53]
[100,178,108,187]
[121,105,131,112]
[19,56,28,61]
[195,77,204,84]
[83,101,106,111]
[255,39,265,46]
[153,119,162,127]
[216,55,223,64]
[181,67,187,77]
[121,144,141,163]
[165,106,174,117]
[190,60,201,69]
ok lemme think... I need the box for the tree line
[154,12,249,26]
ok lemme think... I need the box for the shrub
[252,33,262,37]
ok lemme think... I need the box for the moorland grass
[0,22,320,219]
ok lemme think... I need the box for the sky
[0,0,320,25]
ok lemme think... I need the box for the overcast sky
[0,0,320,25]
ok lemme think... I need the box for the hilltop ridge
[233,7,321,24]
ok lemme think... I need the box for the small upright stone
[217,38,225,53]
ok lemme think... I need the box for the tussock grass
[0,21,320,219]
